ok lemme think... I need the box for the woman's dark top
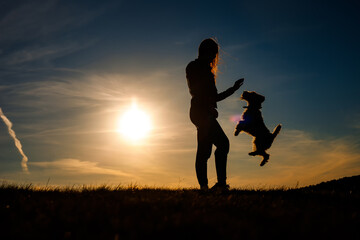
[186,58,236,125]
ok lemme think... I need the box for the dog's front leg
[234,121,245,136]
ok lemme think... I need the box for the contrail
[0,108,29,172]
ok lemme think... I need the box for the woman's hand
[217,78,245,102]
[233,78,244,91]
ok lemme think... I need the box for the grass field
[1,176,359,240]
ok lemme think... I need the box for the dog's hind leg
[249,149,270,166]
[249,138,270,166]
[260,152,270,166]
[248,151,258,156]
[248,138,259,156]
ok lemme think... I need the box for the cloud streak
[0,108,29,172]
[0,0,106,43]
[30,158,133,177]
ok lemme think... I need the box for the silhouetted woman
[186,38,243,191]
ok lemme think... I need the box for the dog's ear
[253,92,265,103]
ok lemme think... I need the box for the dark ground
[1,175,359,240]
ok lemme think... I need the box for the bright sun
[118,102,152,142]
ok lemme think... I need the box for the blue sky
[0,0,359,188]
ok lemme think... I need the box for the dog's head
[240,91,265,108]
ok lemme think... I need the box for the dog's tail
[272,124,282,138]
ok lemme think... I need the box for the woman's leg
[195,122,213,188]
[211,119,230,185]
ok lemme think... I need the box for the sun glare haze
[118,101,152,143]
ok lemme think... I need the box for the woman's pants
[192,115,229,187]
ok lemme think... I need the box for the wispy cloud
[30,158,132,177]
[0,0,110,68]
[4,71,174,107]
[0,108,29,172]
[0,0,105,43]
[2,41,97,66]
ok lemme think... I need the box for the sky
[0,0,359,188]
